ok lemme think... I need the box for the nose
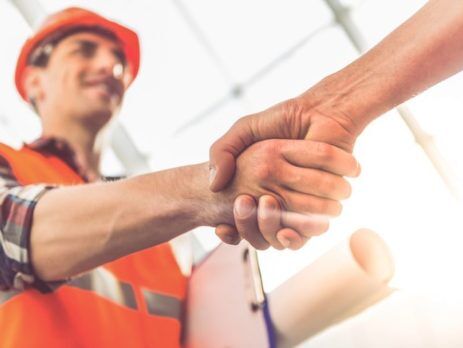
[92,47,125,81]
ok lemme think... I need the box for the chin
[78,105,114,128]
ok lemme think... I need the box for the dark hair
[27,25,125,67]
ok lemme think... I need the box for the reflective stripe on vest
[0,143,187,348]
[69,268,138,310]
[143,288,183,320]
[1,267,184,320]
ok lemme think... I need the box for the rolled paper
[268,229,394,348]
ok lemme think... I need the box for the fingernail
[222,234,239,245]
[278,236,291,248]
[235,199,254,218]
[208,166,216,185]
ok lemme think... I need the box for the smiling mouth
[84,82,120,100]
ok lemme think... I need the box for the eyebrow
[72,39,97,49]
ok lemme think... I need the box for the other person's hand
[211,138,358,250]
[210,94,361,249]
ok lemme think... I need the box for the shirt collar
[25,136,90,181]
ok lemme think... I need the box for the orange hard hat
[15,7,140,101]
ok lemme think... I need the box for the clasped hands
[208,96,360,250]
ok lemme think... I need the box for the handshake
[203,96,362,251]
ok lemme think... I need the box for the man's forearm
[31,163,224,281]
[303,0,463,134]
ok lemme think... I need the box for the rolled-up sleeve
[0,156,61,293]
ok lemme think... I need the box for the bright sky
[1,0,463,346]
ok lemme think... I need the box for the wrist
[299,72,373,138]
[184,163,234,227]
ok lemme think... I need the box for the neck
[41,118,106,182]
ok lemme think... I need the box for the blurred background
[1,0,463,346]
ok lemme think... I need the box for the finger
[257,196,285,250]
[281,211,330,238]
[209,100,302,192]
[276,228,310,250]
[208,153,236,193]
[280,190,343,216]
[215,224,242,245]
[281,140,360,178]
[234,195,270,250]
[281,167,352,200]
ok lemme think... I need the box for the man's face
[37,31,127,127]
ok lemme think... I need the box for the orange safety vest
[0,143,187,348]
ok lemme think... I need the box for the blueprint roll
[268,229,394,348]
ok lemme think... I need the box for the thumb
[209,116,256,192]
[209,100,308,191]
[208,151,236,192]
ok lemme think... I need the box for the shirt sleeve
[0,155,63,293]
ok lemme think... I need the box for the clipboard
[183,242,274,348]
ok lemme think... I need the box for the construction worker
[0,7,358,347]
[212,0,463,246]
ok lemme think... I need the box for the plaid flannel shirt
[0,138,90,293]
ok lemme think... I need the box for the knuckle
[259,140,279,158]
[254,164,273,182]
[252,143,281,181]
[316,199,337,216]
[315,142,335,162]
[285,170,301,187]
[286,194,315,215]
[318,173,336,195]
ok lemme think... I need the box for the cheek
[53,67,81,93]
[42,71,81,108]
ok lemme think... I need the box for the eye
[74,42,97,58]
[81,43,96,57]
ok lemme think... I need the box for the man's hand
[210,94,361,249]
[210,138,358,250]
[209,95,360,192]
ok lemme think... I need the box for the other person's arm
[211,0,463,246]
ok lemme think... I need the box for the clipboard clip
[242,245,265,311]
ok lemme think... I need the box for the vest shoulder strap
[0,143,84,185]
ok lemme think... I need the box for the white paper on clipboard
[183,242,270,348]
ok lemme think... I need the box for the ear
[22,65,46,103]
